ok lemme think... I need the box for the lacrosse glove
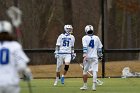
[71,53,76,60]
[23,68,32,81]
[54,51,59,59]
[97,48,103,61]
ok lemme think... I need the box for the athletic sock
[56,77,59,81]
[62,75,64,77]
[84,83,87,86]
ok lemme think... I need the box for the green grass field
[20,78,140,93]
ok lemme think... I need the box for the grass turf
[20,78,140,93]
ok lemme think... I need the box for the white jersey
[82,35,103,58]
[0,41,29,86]
[56,33,75,53]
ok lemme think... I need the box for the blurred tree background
[0,0,140,65]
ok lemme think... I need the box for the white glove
[71,53,76,60]
[23,68,32,81]
[55,53,59,59]
[97,48,103,60]
[54,51,59,58]
[98,53,103,61]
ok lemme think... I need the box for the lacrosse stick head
[6,6,22,27]
[0,21,13,34]
[96,79,103,85]
[72,53,76,60]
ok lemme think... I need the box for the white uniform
[82,35,102,72]
[0,41,29,93]
[56,33,75,71]
[56,33,75,53]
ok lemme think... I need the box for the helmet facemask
[64,25,73,35]
[86,30,93,35]
[85,25,94,36]
[65,28,73,34]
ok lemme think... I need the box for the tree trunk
[63,0,73,24]
[121,8,126,48]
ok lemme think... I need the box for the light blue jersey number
[0,48,9,65]
[89,40,94,48]
[63,40,70,47]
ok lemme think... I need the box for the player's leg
[63,64,69,76]
[60,64,69,84]
[54,56,63,86]
[92,71,97,91]
[92,59,98,91]
[88,63,103,86]
[61,54,71,84]
[80,60,91,90]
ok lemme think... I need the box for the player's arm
[14,43,32,81]
[54,44,60,59]
[55,34,62,53]
[54,35,61,58]
[55,45,60,54]
[82,37,88,60]
[97,37,103,60]
[97,48,103,59]
[83,47,87,61]
[71,36,76,60]
[71,35,75,53]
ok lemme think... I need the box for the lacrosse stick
[23,75,33,93]
[79,63,103,85]
[23,69,33,93]
[6,6,22,44]
[27,81,33,93]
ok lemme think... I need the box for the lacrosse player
[80,25,103,91]
[54,24,76,86]
[0,21,32,93]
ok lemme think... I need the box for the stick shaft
[27,81,32,93]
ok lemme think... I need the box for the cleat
[61,77,64,84]
[54,80,59,86]
[92,83,96,91]
[54,81,58,86]
[80,86,88,90]
[92,88,96,91]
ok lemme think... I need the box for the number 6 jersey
[82,35,103,58]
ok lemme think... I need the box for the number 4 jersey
[56,33,75,53]
[82,35,103,58]
[0,41,29,86]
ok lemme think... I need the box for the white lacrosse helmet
[0,21,12,34]
[64,24,73,34]
[85,25,94,35]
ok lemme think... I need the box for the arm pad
[83,47,87,53]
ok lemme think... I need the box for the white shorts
[83,58,98,73]
[56,54,71,72]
